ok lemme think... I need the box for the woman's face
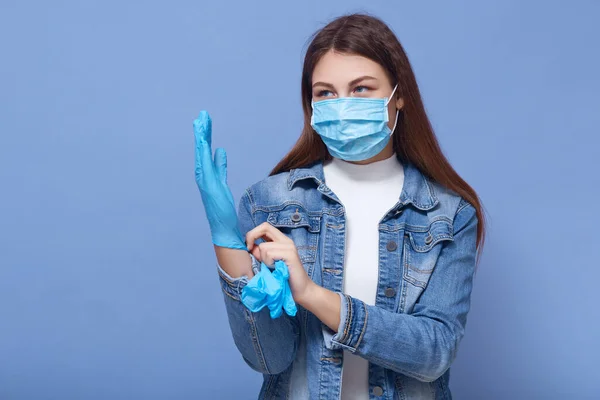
[311,49,404,130]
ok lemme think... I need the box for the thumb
[213,147,228,184]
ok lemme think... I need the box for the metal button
[373,386,384,396]
[386,240,397,252]
[424,234,433,244]
[291,212,301,223]
[384,287,396,297]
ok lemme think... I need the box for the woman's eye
[317,90,334,97]
[354,85,369,94]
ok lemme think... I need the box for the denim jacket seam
[353,300,368,350]
[455,197,478,225]
[216,263,250,300]
[217,267,238,287]
[253,203,338,219]
[346,294,353,341]
[221,285,239,301]
[428,215,454,227]
[263,373,277,398]
[456,195,472,209]
[340,293,353,344]
[254,200,311,213]
[453,201,477,235]
[424,178,438,204]
[247,309,270,374]
[368,352,431,381]
[244,187,259,227]
[217,269,240,299]
[455,199,470,216]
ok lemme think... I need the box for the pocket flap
[267,205,321,233]
[406,220,453,252]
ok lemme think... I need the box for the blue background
[1,0,599,399]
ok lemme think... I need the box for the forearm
[297,282,341,332]
[216,251,299,375]
[214,245,254,279]
[298,282,461,383]
[331,296,461,382]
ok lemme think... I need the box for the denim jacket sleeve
[322,200,478,383]
[216,188,300,375]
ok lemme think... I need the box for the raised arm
[193,111,299,374]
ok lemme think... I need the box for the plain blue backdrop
[1,0,599,399]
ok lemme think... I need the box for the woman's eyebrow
[312,75,378,89]
[347,75,377,87]
[312,81,335,89]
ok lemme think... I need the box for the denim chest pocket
[403,220,454,289]
[265,205,321,264]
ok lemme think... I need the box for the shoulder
[242,170,292,208]
[426,177,477,235]
[242,168,321,215]
[248,170,291,194]
[242,160,327,210]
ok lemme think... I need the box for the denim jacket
[216,158,478,400]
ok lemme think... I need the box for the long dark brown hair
[270,13,486,265]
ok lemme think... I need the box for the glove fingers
[214,147,228,185]
[194,112,214,181]
[193,111,212,146]
[240,260,297,319]
[283,285,298,316]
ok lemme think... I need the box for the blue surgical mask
[310,84,399,161]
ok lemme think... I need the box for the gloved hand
[241,260,298,318]
[194,111,297,318]
[194,111,247,250]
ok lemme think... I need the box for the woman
[194,13,486,400]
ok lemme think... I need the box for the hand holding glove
[241,260,298,318]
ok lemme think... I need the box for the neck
[328,152,401,182]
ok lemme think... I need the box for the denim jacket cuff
[216,253,260,301]
[322,293,368,352]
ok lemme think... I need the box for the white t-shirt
[322,153,405,400]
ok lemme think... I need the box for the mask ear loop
[390,109,400,135]
[386,84,400,135]
[385,84,399,106]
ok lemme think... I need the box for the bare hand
[245,222,315,304]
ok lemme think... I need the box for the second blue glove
[241,260,298,319]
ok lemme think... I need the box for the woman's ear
[395,96,405,110]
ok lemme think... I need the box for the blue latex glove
[193,111,297,317]
[271,260,297,318]
[193,111,247,250]
[241,260,298,318]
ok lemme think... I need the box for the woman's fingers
[250,244,261,262]
[252,240,310,303]
[246,222,291,251]
[255,242,292,267]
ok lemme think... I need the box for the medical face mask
[310,84,399,162]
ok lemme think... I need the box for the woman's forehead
[312,51,387,85]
